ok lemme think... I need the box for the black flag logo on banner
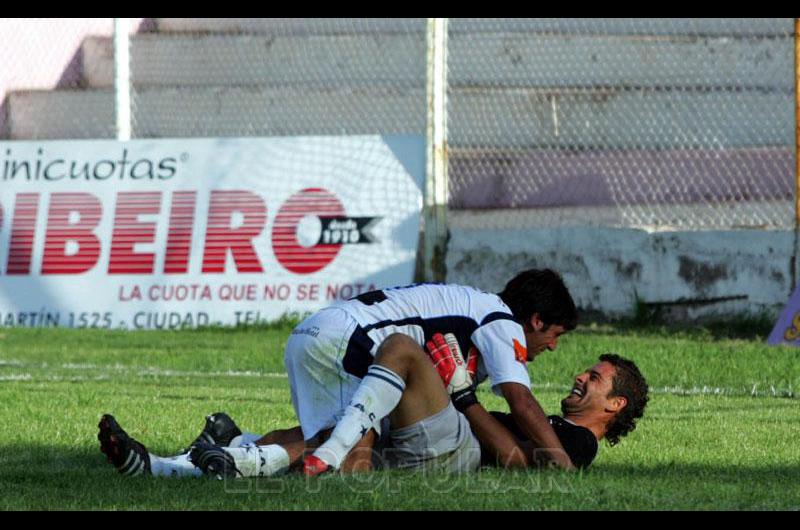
[317,216,381,245]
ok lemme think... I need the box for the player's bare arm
[460,402,528,468]
[427,332,576,471]
[501,382,574,470]
[461,402,571,470]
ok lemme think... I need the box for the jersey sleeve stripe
[480,312,517,327]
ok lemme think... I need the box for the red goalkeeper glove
[425,333,480,412]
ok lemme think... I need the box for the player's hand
[426,332,471,392]
[425,333,479,412]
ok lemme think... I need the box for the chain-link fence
[2,18,796,231]
[447,18,796,231]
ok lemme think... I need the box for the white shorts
[284,307,366,440]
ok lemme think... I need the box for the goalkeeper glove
[425,333,480,412]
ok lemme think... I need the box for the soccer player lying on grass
[98,333,648,477]
[300,334,650,474]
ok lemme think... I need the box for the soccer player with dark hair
[498,268,579,334]
[480,352,650,468]
[100,269,582,475]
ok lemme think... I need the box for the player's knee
[375,333,423,364]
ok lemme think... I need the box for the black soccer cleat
[98,414,151,476]
[188,443,241,480]
[183,412,243,453]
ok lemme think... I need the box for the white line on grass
[1,360,795,398]
[58,363,287,378]
[0,374,32,381]
[0,359,24,366]
[1,361,289,380]
[134,368,287,379]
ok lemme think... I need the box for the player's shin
[312,364,405,470]
[149,452,203,478]
[221,444,291,478]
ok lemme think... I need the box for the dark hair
[599,353,649,446]
[498,269,578,330]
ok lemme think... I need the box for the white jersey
[332,283,531,394]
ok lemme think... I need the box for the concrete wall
[447,210,793,319]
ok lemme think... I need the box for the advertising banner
[0,136,424,329]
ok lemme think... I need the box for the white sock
[314,364,405,469]
[222,444,290,477]
[149,452,203,478]
[228,432,262,447]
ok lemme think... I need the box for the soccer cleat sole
[97,414,151,476]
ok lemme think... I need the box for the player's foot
[97,414,151,476]
[183,412,243,453]
[189,443,241,479]
[303,454,333,477]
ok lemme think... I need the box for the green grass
[0,324,798,510]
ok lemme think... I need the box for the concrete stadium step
[155,18,426,35]
[449,147,794,209]
[81,32,793,90]
[154,18,792,37]
[80,33,426,89]
[8,86,793,148]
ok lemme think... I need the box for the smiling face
[524,314,567,360]
[561,361,627,417]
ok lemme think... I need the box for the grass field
[0,321,798,510]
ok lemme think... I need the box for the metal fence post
[114,18,132,141]
[423,17,449,283]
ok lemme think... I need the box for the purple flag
[768,286,800,346]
